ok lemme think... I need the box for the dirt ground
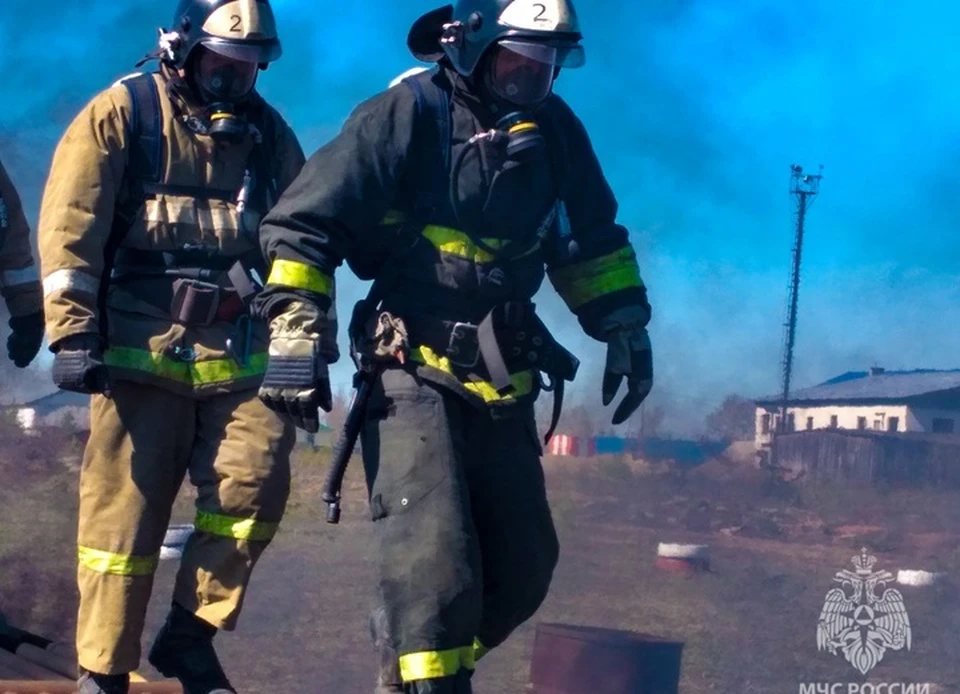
[2,427,960,693]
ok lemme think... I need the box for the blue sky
[3,1,959,432]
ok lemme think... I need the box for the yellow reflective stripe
[411,346,535,403]
[549,247,644,310]
[464,371,534,403]
[78,545,158,576]
[195,510,279,541]
[460,646,475,672]
[266,259,333,296]
[399,647,466,682]
[129,672,148,683]
[472,638,489,663]
[460,639,488,671]
[381,209,406,225]
[104,347,268,386]
[422,225,508,264]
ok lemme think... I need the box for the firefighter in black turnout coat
[253,1,655,691]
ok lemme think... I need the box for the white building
[8,390,91,433]
[754,367,960,458]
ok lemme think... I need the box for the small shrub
[599,455,635,484]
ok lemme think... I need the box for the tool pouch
[170,279,221,326]
[348,300,411,369]
[494,303,580,382]
[538,338,581,382]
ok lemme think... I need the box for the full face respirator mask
[192,47,259,143]
[486,40,559,108]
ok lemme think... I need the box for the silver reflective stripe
[0,264,39,288]
[111,71,143,88]
[42,268,100,297]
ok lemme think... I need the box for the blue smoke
[3,1,958,432]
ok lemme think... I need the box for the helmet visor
[497,38,586,69]
[195,47,259,102]
[201,37,282,65]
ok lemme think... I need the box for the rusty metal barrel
[655,543,710,575]
[0,683,182,693]
[528,623,683,693]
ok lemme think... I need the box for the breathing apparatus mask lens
[488,39,584,106]
[195,47,259,102]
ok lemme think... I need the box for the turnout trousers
[361,369,560,694]
[76,380,294,675]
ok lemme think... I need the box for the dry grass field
[2,422,959,693]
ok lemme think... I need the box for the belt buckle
[447,322,480,368]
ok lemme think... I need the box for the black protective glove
[601,306,654,426]
[51,334,110,394]
[7,310,44,368]
[259,301,333,433]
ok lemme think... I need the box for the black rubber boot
[406,671,473,694]
[370,607,403,694]
[147,603,236,694]
[77,668,130,694]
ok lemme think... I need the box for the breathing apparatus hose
[449,130,504,257]
[448,112,546,258]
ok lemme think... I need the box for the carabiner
[539,372,556,393]
[227,314,252,368]
[170,345,197,363]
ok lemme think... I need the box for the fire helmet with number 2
[157,0,283,103]
[164,0,282,69]
[408,0,585,106]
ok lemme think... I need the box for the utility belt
[402,302,579,390]
[110,247,262,327]
[353,300,578,442]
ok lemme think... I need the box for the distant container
[160,525,194,561]
[655,543,710,574]
[15,408,36,430]
[591,437,629,456]
[528,622,683,693]
[548,434,579,457]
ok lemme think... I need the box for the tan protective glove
[51,333,110,395]
[258,301,333,433]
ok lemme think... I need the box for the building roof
[756,368,960,405]
[7,391,90,418]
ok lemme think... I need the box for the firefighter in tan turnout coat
[0,158,43,368]
[37,1,305,692]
